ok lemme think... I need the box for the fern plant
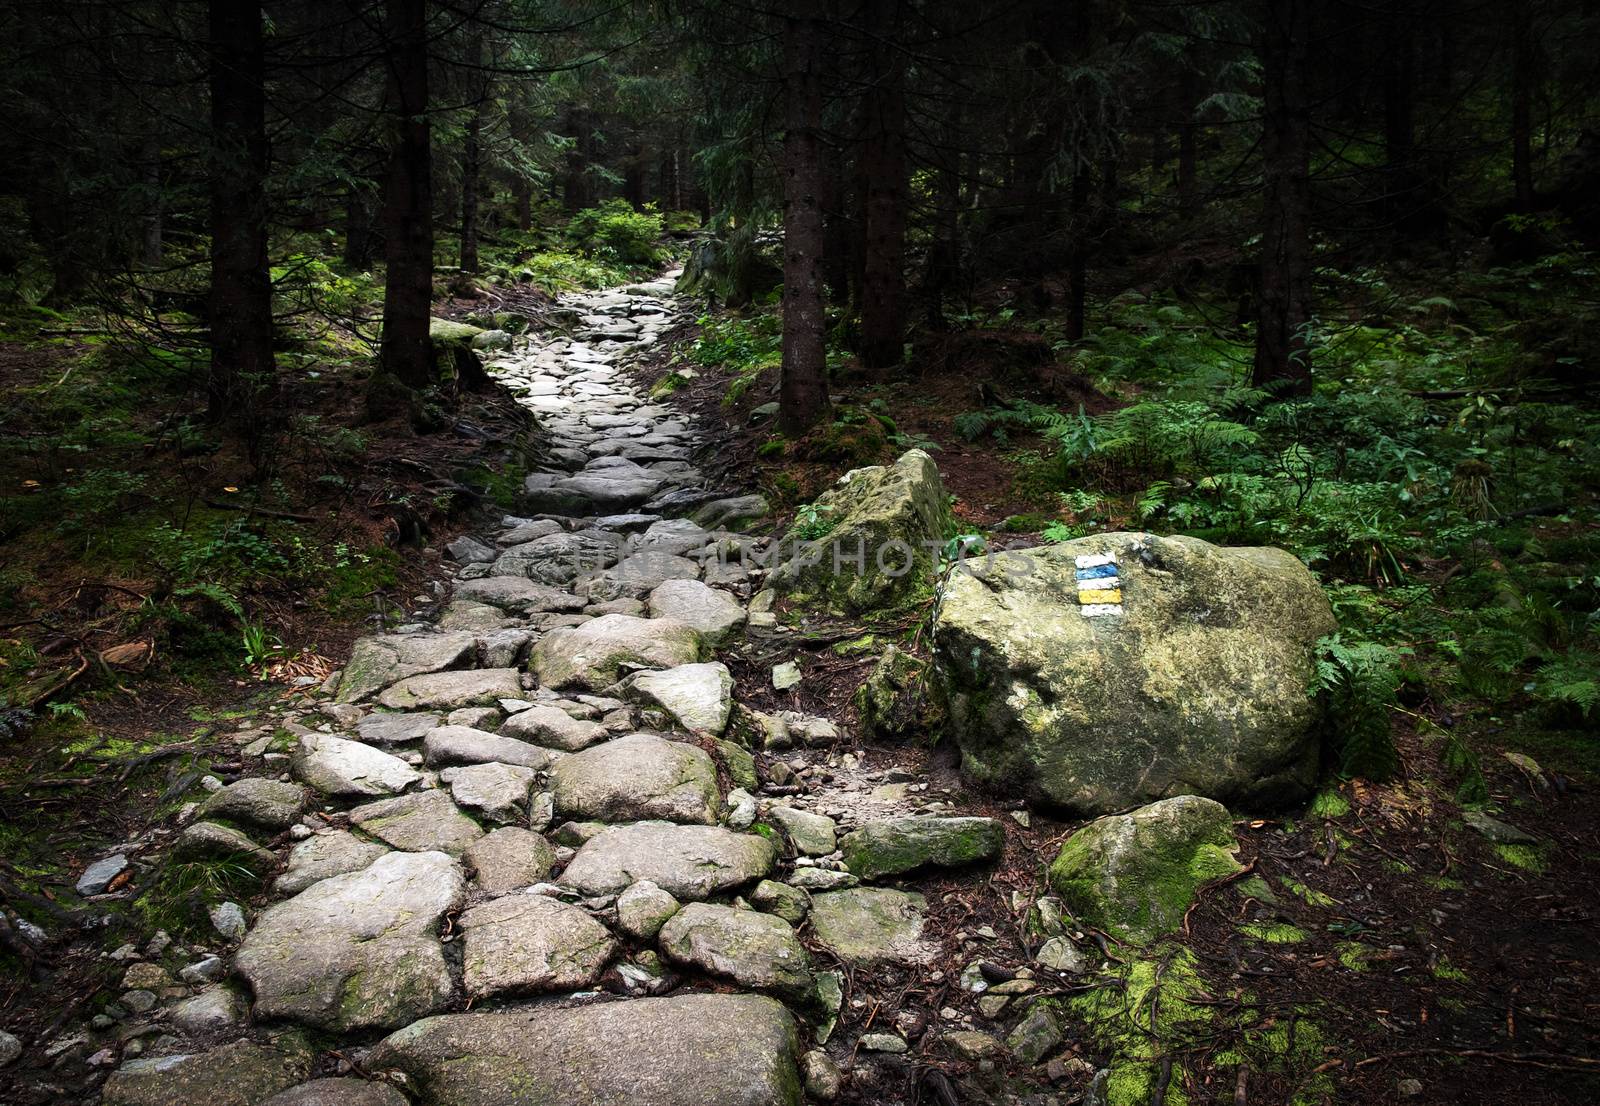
[1313,633,1410,779]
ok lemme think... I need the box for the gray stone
[768,806,838,856]
[376,668,524,711]
[102,1036,314,1106]
[175,823,277,873]
[168,987,247,1036]
[178,956,225,984]
[786,867,860,893]
[436,600,512,632]
[464,827,555,893]
[936,532,1335,815]
[801,1050,842,1102]
[648,578,747,642]
[292,734,421,797]
[552,733,720,825]
[1035,935,1089,973]
[629,662,734,734]
[617,880,681,939]
[209,901,247,941]
[659,903,813,1000]
[1007,1005,1064,1064]
[337,632,478,703]
[236,851,463,1031]
[446,762,536,824]
[808,888,935,966]
[369,993,801,1106]
[636,518,713,555]
[490,530,622,586]
[477,628,533,668]
[495,519,563,545]
[859,1033,907,1054]
[454,576,586,615]
[841,815,1005,880]
[446,705,501,730]
[261,1078,410,1106]
[446,536,497,564]
[693,494,771,531]
[0,1029,19,1067]
[1463,810,1539,844]
[356,712,440,745]
[561,822,778,900]
[459,894,616,998]
[200,778,306,830]
[499,704,608,751]
[349,790,484,856]
[582,551,701,600]
[275,830,388,895]
[531,613,705,691]
[76,854,129,896]
[423,724,550,770]
[750,880,811,926]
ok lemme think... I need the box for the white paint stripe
[1074,552,1118,569]
[1077,577,1120,592]
[1081,603,1124,617]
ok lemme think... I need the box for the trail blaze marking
[1075,552,1123,617]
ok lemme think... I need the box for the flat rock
[200,778,306,829]
[491,530,622,585]
[369,993,801,1106]
[561,822,777,900]
[459,894,617,998]
[337,632,478,703]
[446,536,498,564]
[648,579,746,643]
[581,551,701,600]
[436,599,513,632]
[236,851,464,1031]
[377,668,524,711]
[168,986,249,1036]
[102,1036,314,1106]
[292,734,421,797]
[628,662,734,734]
[76,853,129,896]
[636,518,712,555]
[261,1079,410,1106]
[693,494,771,530]
[768,806,838,856]
[530,614,705,691]
[446,762,536,824]
[842,815,1005,880]
[349,790,484,856]
[423,724,550,770]
[499,703,608,751]
[617,880,680,939]
[552,733,720,825]
[454,576,587,615]
[465,827,555,893]
[174,821,278,872]
[356,712,441,745]
[275,830,389,895]
[659,903,813,1000]
[808,888,936,966]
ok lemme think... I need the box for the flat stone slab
[369,993,801,1106]
[498,703,609,751]
[530,614,705,691]
[337,633,478,703]
[356,712,441,745]
[767,805,838,856]
[808,888,937,966]
[261,1079,410,1106]
[200,777,306,829]
[444,762,536,824]
[648,579,746,643]
[551,733,720,825]
[349,790,485,856]
[459,894,617,998]
[292,735,420,798]
[490,530,622,584]
[629,662,734,734]
[581,551,701,600]
[465,827,555,893]
[454,576,587,614]
[103,1035,314,1106]
[423,724,551,770]
[841,815,1005,880]
[275,830,388,896]
[560,821,777,900]
[377,668,523,711]
[236,851,464,1032]
[659,903,813,1000]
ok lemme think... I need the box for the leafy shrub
[565,200,663,264]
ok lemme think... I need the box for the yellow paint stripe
[1079,588,1121,605]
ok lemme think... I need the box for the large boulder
[648,578,747,643]
[934,532,1335,815]
[768,449,951,615]
[292,735,419,798]
[458,894,616,998]
[102,1035,313,1106]
[560,822,777,900]
[1046,795,1243,944]
[807,888,936,966]
[370,993,802,1106]
[658,903,813,1001]
[628,662,734,733]
[530,614,706,690]
[550,733,720,825]
[236,851,463,1031]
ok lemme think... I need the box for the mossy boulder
[769,449,951,616]
[853,645,935,741]
[1047,795,1242,944]
[934,532,1334,815]
[840,815,1004,880]
[102,1033,314,1106]
[428,318,489,389]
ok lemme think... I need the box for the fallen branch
[1354,1048,1600,1072]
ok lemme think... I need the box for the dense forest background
[2,1,1600,1098]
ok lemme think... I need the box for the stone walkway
[92,272,1018,1106]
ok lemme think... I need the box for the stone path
[89,272,1019,1106]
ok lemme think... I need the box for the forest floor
[0,252,1597,1106]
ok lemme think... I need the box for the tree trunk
[344,179,378,268]
[779,0,831,437]
[207,0,275,423]
[1383,0,1419,236]
[377,0,434,391]
[1065,165,1090,341]
[140,137,162,268]
[513,177,532,230]
[1253,0,1313,395]
[459,33,485,273]
[1511,2,1536,212]
[1177,67,1199,220]
[858,0,908,372]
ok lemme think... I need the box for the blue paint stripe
[1076,564,1119,580]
